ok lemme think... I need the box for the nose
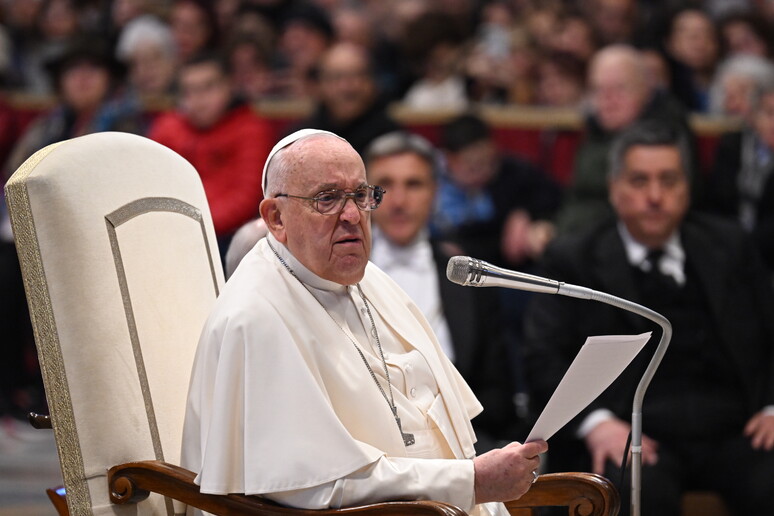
[646,180,664,204]
[338,195,362,223]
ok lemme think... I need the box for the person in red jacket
[148,51,273,258]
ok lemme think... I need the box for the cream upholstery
[4,132,224,516]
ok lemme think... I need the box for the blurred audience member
[115,15,177,100]
[148,52,273,256]
[718,11,773,59]
[170,0,220,64]
[110,0,153,33]
[555,45,693,234]
[525,121,774,516]
[535,51,586,108]
[665,7,720,112]
[582,0,640,46]
[6,35,143,173]
[709,54,774,119]
[365,130,524,452]
[226,33,274,102]
[293,42,400,155]
[551,10,598,63]
[274,3,334,98]
[434,113,562,269]
[402,11,468,110]
[705,83,774,274]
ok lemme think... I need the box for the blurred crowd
[2,2,774,511]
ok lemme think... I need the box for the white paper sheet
[526,332,652,442]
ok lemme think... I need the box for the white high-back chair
[5,132,619,516]
[5,132,224,515]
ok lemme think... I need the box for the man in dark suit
[365,131,523,453]
[524,122,774,516]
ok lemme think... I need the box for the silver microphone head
[446,256,485,286]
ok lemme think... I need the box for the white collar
[266,232,349,294]
[370,227,433,268]
[617,222,686,285]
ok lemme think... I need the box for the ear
[259,198,288,243]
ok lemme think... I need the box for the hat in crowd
[45,35,126,88]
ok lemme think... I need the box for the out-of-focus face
[721,74,755,118]
[609,145,689,249]
[171,1,212,61]
[262,136,372,285]
[588,51,649,131]
[60,61,111,113]
[722,20,768,58]
[537,62,584,107]
[668,10,718,72]
[129,43,176,97]
[317,43,376,123]
[178,61,232,129]
[444,139,498,190]
[368,152,435,247]
[753,92,774,149]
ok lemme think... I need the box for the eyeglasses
[275,185,386,215]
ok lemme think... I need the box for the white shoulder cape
[182,238,483,495]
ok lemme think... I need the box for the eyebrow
[313,182,369,193]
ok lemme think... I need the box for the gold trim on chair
[105,196,221,516]
[4,142,93,516]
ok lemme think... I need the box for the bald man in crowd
[555,44,694,234]
[182,129,547,516]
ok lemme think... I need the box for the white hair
[709,54,774,115]
[115,15,175,62]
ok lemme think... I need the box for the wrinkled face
[179,62,232,129]
[60,61,111,112]
[589,57,648,131]
[444,139,498,190]
[609,145,689,249]
[317,44,376,123]
[754,92,774,149]
[368,152,435,247]
[668,10,718,72]
[263,136,372,285]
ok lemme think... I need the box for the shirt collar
[617,222,684,267]
[370,226,433,269]
[266,232,348,294]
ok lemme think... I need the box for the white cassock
[182,233,508,516]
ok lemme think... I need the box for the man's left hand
[744,411,774,450]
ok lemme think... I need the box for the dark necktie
[645,249,679,291]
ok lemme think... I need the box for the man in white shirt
[365,131,524,453]
[524,121,774,516]
[182,129,547,515]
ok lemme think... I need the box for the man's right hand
[584,418,659,475]
[473,440,548,504]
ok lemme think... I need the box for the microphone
[446,255,594,300]
[447,255,671,516]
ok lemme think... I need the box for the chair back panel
[5,132,225,516]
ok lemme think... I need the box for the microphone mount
[447,255,671,516]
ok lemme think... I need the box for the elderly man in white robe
[181,129,548,516]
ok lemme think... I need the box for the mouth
[335,235,362,246]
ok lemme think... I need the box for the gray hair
[364,131,437,171]
[608,122,692,181]
[116,15,175,62]
[709,54,774,115]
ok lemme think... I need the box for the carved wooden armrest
[28,412,52,429]
[107,460,467,515]
[505,472,620,516]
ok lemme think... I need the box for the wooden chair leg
[46,486,69,516]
